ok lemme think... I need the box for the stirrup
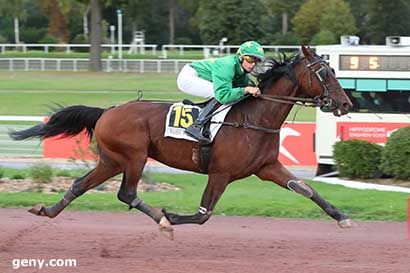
[185,125,211,144]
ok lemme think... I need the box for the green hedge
[380,126,410,180]
[333,139,383,179]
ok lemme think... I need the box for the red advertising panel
[43,131,95,160]
[278,123,317,166]
[337,122,409,143]
[43,122,318,166]
[42,117,94,160]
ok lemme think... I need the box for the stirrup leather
[184,98,219,144]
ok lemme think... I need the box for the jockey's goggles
[243,55,262,64]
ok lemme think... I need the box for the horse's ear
[301,45,313,59]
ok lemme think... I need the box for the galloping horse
[11,46,353,234]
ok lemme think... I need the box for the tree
[121,0,168,44]
[262,0,304,34]
[59,0,90,41]
[0,0,27,43]
[169,0,175,44]
[292,0,325,44]
[194,0,271,44]
[175,0,200,44]
[319,0,357,40]
[310,30,337,45]
[39,0,70,42]
[292,0,357,44]
[367,0,410,44]
[345,0,372,44]
[90,0,102,71]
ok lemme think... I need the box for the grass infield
[0,71,316,121]
[0,172,407,221]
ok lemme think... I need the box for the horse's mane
[256,52,302,91]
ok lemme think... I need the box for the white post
[175,60,179,73]
[110,25,116,55]
[219,37,228,55]
[107,55,112,72]
[14,17,20,44]
[117,9,123,60]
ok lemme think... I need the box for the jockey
[177,40,265,144]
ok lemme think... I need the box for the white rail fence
[0,58,192,73]
[0,44,158,55]
[0,44,315,72]
[0,43,314,58]
[160,44,312,58]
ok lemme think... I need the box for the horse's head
[296,46,352,116]
[256,46,352,117]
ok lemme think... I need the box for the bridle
[211,54,341,135]
[306,57,334,108]
[258,55,337,109]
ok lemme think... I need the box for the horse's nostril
[343,102,351,111]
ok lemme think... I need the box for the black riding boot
[185,99,219,144]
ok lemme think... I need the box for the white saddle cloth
[164,102,232,142]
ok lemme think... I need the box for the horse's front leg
[162,173,229,225]
[256,161,352,228]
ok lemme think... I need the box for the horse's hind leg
[116,157,167,226]
[29,158,121,218]
[256,161,352,228]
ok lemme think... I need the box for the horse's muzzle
[320,98,350,117]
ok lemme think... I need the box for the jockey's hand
[245,86,261,97]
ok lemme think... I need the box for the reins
[258,94,320,107]
[210,113,281,134]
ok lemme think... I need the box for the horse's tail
[9,105,105,141]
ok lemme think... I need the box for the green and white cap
[237,41,265,61]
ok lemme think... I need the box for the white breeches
[177,64,214,98]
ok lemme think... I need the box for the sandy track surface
[0,208,408,273]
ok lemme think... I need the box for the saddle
[182,98,213,108]
[164,100,232,173]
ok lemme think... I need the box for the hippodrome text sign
[337,122,409,143]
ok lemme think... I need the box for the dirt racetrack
[0,208,408,273]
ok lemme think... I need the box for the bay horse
[10,46,353,236]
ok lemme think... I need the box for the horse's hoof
[28,204,47,217]
[159,216,174,240]
[338,218,353,228]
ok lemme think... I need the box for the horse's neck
[258,79,297,128]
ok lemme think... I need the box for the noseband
[306,58,333,108]
[258,56,336,109]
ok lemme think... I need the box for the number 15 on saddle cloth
[164,102,232,143]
